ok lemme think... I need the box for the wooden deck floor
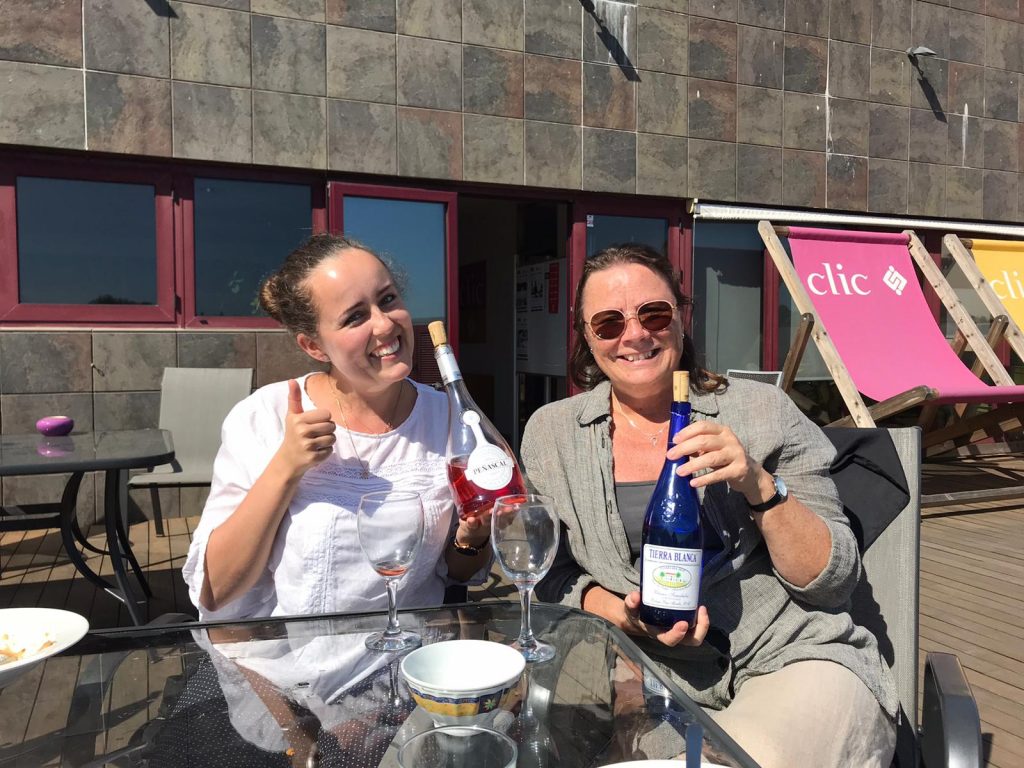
[1,496,1021,766]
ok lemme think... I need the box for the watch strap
[449,534,482,556]
[749,475,787,513]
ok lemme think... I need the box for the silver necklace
[613,397,668,446]
[329,375,405,480]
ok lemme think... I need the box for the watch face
[774,475,788,498]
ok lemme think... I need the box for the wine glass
[491,494,559,663]
[357,490,425,652]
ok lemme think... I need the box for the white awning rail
[691,202,1024,240]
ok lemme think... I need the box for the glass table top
[0,602,759,768]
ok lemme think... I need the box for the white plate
[600,762,729,767]
[0,608,89,688]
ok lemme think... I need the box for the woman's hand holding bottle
[275,379,337,479]
[624,591,710,647]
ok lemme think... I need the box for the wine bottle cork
[673,370,690,402]
[427,321,448,348]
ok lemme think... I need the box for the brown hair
[258,233,402,338]
[570,243,727,393]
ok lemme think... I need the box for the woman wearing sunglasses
[520,244,896,768]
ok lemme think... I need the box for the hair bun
[258,275,283,321]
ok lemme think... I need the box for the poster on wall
[515,258,566,376]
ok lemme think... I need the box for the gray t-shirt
[615,481,656,561]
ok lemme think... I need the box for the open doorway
[457,197,569,454]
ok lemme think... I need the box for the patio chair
[724,369,783,388]
[758,222,1024,459]
[127,367,253,535]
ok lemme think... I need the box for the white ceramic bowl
[600,761,729,767]
[0,608,89,689]
[400,639,526,726]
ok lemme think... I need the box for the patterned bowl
[35,416,74,437]
[400,640,525,727]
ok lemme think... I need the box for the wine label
[641,545,702,611]
[642,669,669,697]
[467,444,514,490]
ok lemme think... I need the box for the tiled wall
[0,330,313,522]
[3,0,1024,212]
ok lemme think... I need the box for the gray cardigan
[521,378,898,717]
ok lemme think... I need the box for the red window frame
[0,156,176,324]
[180,170,326,329]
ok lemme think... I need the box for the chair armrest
[920,652,983,768]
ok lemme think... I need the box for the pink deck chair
[759,222,1024,455]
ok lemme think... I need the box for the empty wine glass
[358,490,425,652]
[491,494,559,663]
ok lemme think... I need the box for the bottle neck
[434,343,463,385]
[664,401,692,451]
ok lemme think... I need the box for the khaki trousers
[710,660,897,768]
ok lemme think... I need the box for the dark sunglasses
[585,300,677,340]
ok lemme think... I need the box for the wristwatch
[749,474,788,514]
[449,534,483,556]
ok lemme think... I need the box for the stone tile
[0,393,94,435]
[985,15,1023,72]
[689,17,737,82]
[464,46,524,118]
[871,0,911,52]
[256,331,316,387]
[177,333,257,369]
[638,8,688,75]
[950,0,983,8]
[688,139,736,200]
[869,48,911,106]
[828,98,869,156]
[946,166,983,219]
[87,73,173,157]
[464,0,524,50]
[252,15,326,96]
[868,158,909,213]
[784,33,827,93]
[252,0,324,21]
[584,1,636,68]
[947,112,983,168]
[397,107,463,180]
[736,86,782,146]
[328,100,397,174]
[3,474,96,531]
[525,120,581,189]
[908,161,945,216]
[829,0,870,43]
[738,0,784,28]
[639,0,686,11]
[869,103,909,160]
[738,26,784,89]
[947,61,984,117]
[782,149,826,207]
[326,25,395,103]
[397,0,461,42]
[175,0,248,8]
[638,71,687,136]
[827,41,869,100]
[908,107,948,163]
[584,63,636,131]
[525,55,582,124]
[909,55,947,112]
[94,392,162,431]
[84,0,169,77]
[737,144,782,204]
[783,91,825,151]
[92,333,176,392]
[826,154,868,211]
[911,0,949,59]
[984,170,1018,221]
[985,70,1018,122]
[172,82,252,163]
[170,2,251,87]
[688,78,737,141]
[690,0,736,20]
[0,0,81,67]
[583,128,637,193]
[637,133,688,197]
[326,0,395,32]
[0,332,92,395]
[947,8,985,66]
[988,0,1020,20]
[0,61,84,149]
[526,0,581,59]
[785,0,828,37]
[983,118,1018,171]
[254,91,327,169]
[397,37,462,111]
[463,114,524,185]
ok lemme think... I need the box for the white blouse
[182,374,464,621]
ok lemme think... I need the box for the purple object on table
[36,415,75,437]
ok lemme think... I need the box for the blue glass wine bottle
[638,370,704,627]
